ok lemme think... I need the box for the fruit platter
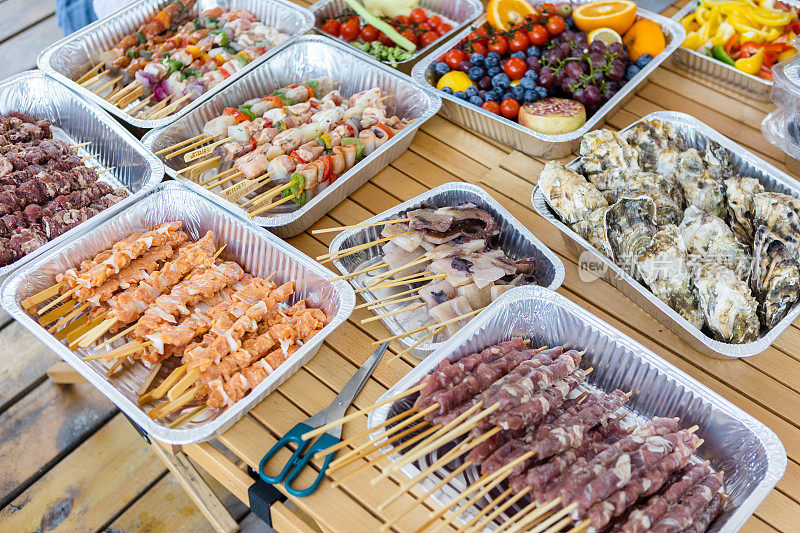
[673,0,799,99]
[311,0,482,68]
[412,0,684,157]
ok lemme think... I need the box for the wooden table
[148,1,800,531]
[5,0,799,531]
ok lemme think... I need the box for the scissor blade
[319,342,388,430]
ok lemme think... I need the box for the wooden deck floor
[1,0,799,531]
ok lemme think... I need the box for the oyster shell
[753,191,800,256]
[750,225,800,329]
[609,171,684,226]
[538,161,609,224]
[679,205,750,277]
[703,141,732,181]
[725,175,765,245]
[626,119,684,170]
[580,130,641,194]
[573,206,613,258]
[636,224,705,330]
[693,262,760,343]
[604,196,658,278]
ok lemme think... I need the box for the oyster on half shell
[604,196,658,278]
[609,171,684,226]
[725,175,765,245]
[753,191,800,257]
[580,130,641,195]
[693,262,760,343]
[751,225,800,329]
[573,206,613,258]
[636,224,705,330]
[538,161,609,225]
[627,119,684,170]
[679,205,750,277]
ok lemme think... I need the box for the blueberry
[523,89,537,102]
[487,51,501,61]
[527,45,542,58]
[534,86,548,99]
[510,51,526,59]
[524,69,538,80]
[435,62,450,76]
[566,15,577,30]
[484,91,499,102]
[512,85,525,99]
[492,72,511,90]
[636,54,653,69]
[465,86,478,98]
[453,90,467,100]
[470,52,485,66]
[502,92,514,102]
[484,56,500,69]
[487,66,502,77]
[469,95,484,106]
[441,86,453,94]
[625,64,640,81]
[468,66,485,81]
[519,76,536,89]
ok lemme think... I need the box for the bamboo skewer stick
[38,299,78,325]
[76,62,105,84]
[55,314,93,342]
[117,86,144,108]
[456,487,514,533]
[184,136,232,162]
[138,363,162,396]
[82,340,151,361]
[379,461,474,532]
[329,424,439,487]
[106,356,127,377]
[328,422,436,475]
[96,322,137,350]
[435,479,514,533]
[205,170,242,189]
[94,75,123,95]
[542,516,576,533]
[198,165,237,186]
[22,282,62,309]
[317,231,413,262]
[77,316,118,348]
[38,287,77,314]
[127,95,153,115]
[355,285,421,310]
[167,133,222,160]
[368,293,423,310]
[527,504,579,533]
[357,273,444,293]
[329,261,389,282]
[168,368,200,400]
[371,306,486,346]
[150,93,191,119]
[365,255,431,287]
[501,498,562,533]
[139,364,186,405]
[241,178,298,208]
[71,141,93,149]
[108,81,140,103]
[149,386,197,419]
[170,405,208,428]
[219,172,274,202]
[176,155,221,175]
[467,487,532,533]
[155,133,211,156]
[67,314,108,348]
[247,191,297,217]
[361,302,427,324]
[386,326,445,363]
[142,94,174,118]
[301,383,426,442]
[48,302,90,333]
[80,69,110,87]
[311,218,412,235]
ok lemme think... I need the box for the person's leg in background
[55,0,98,35]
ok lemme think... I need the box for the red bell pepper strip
[375,123,395,139]
[319,155,332,182]
[290,151,307,165]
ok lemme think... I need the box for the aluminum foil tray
[310,0,483,72]
[367,286,786,532]
[672,1,773,101]
[0,71,163,285]
[532,110,800,358]
[37,0,314,132]
[411,8,685,158]
[142,36,441,238]
[0,182,355,444]
[328,182,564,358]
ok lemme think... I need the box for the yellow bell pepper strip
[735,46,766,73]
[683,31,707,50]
[778,47,797,61]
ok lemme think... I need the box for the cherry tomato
[321,18,340,37]
[503,57,527,79]
[360,24,379,42]
[419,30,438,48]
[487,34,509,56]
[481,101,501,114]
[340,19,360,41]
[410,7,428,24]
[379,32,396,46]
[466,41,487,56]
[429,15,443,27]
[418,21,432,32]
[437,23,453,36]
[396,15,410,26]
[547,15,566,36]
[467,27,490,46]
[540,3,556,15]
[401,28,419,47]
[528,24,549,46]
[444,49,468,70]
[500,98,520,119]
[508,31,530,52]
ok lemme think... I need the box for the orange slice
[487,0,537,31]
[572,0,637,35]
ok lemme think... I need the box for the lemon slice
[588,27,623,45]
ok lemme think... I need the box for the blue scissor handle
[284,433,340,497]
[258,423,313,485]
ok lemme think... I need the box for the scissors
[258,342,389,497]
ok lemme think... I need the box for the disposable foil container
[328,182,564,358]
[0,71,163,285]
[1,182,355,444]
[142,36,441,238]
[310,0,483,72]
[411,8,685,158]
[532,110,800,358]
[672,1,773,101]
[37,0,314,131]
[367,286,786,532]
